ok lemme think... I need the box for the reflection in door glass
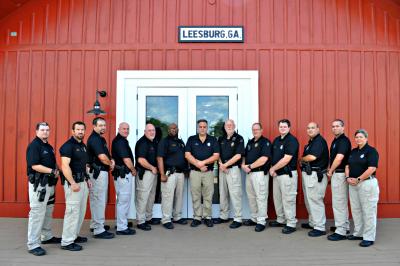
[196,96,229,138]
[146,96,178,205]
[196,96,229,205]
[146,96,178,140]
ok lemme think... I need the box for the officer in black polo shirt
[269,119,299,234]
[135,123,159,231]
[59,121,90,251]
[300,122,329,237]
[87,117,115,239]
[157,123,188,229]
[26,122,60,256]
[185,119,220,228]
[215,119,244,229]
[241,122,272,232]
[326,119,351,241]
[346,129,379,247]
[111,122,137,235]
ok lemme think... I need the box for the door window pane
[146,96,178,204]
[196,96,229,204]
[146,96,178,140]
[196,96,228,138]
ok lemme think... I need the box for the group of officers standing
[26,117,380,256]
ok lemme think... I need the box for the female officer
[345,129,379,247]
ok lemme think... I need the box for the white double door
[137,87,238,218]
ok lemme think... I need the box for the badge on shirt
[280,145,283,150]
[207,142,211,147]
[43,150,48,155]
[306,146,309,150]
[360,154,365,158]
[231,142,235,147]
[255,143,258,148]
[333,144,336,149]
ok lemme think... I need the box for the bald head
[306,122,320,138]
[118,122,130,138]
[144,123,156,140]
[168,123,179,137]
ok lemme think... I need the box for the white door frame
[116,70,259,219]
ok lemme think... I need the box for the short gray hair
[355,129,368,138]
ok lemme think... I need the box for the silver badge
[255,143,258,148]
[207,142,211,147]
[306,146,309,150]
[360,154,365,158]
[231,142,235,147]
[333,144,336,149]
[280,145,283,150]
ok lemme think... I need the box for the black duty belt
[335,169,345,173]
[250,167,263,172]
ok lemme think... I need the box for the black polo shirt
[348,144,379,178]
[185,134,220,171]
[157,135,186,170]
[112,133,134,167]
[59,137,88,174]
[87,130,111,171]
[329,134,351,170]
[26,137,57,175]
[244,136,272,172]
[302,134,329,169]
[271,133,299,174]
[218,132,245,167]
[135,135,158,168]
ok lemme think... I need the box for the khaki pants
[135,170,157,224]
[190,170,214,220]
[331,172,349,235]
[161,172,184,224]
[219,166,242,222]
[89,171,108,235]
[272,171,298,228]
[246,172,269,225]
[302,171,328,231]
[61,182,89,246]
[114,173,133,231]
[349,178,379,241]
[27,183,55,250]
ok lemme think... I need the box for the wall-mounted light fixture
[87,89,107,115]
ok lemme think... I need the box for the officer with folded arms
[59,121,91,251]
[326,119,351,241]
[26,122,61,256]
[215,119,245,229]
[346,129,379,247]
[300,122,329,237]
[135,123,159,231]
[111,122,136,235]
[242,122,272,232]
[157,123,188,229]
[87,117,115,239]
[185,119,220,228]
[269,119,299,234]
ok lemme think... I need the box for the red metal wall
[0,0,399,218]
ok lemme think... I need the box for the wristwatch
[357,177,361,182]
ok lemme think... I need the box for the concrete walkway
[0,218,399,266]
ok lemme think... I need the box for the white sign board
[178,26,244,43]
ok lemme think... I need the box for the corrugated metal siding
[0,0,399,218]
